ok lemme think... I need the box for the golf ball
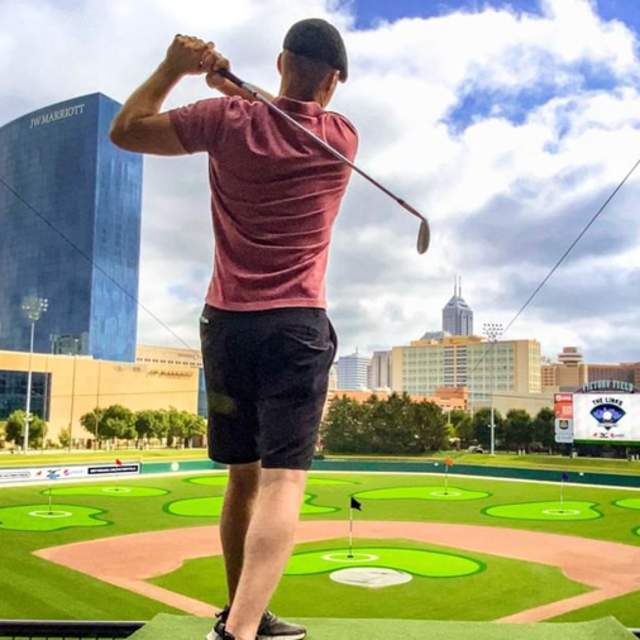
[170,462,179,472]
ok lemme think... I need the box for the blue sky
[350,0,640,33]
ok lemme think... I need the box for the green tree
[5,410,47,448]
[321,396,367,454]
[99,405,135,445]
[181,412,206,448]
[165,406,187,446]
[504,409,533,451]
[448,409,468,428]
[412,401,447,453]
[456,415,475,448]
[533,407,556,451]
[151,409,169,444]
[80,407,106,446]
[472,407,504,449]
[134,410,160,446]
[58,426,71,448]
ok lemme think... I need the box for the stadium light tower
[482,322,503,456]
[21,296,48,452]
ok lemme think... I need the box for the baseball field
[1,464,640,638]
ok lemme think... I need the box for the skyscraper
[442,276,473,336]
[0,93,142,362]
[337,351,371,390]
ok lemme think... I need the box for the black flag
[350,497,362,511]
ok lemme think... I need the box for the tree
[151,409,169,444]
[321,396,367,454]
[181,412,206,448]
[472,407,504,449]
[80,407,106,446]
[134,410,161,446]
[448,409,468,428]
[165,406,187,446]
[504,409,533,451]
[533,407,555,451]
[5,410,47,448]
[58,426,71,448]
[101,405,135,444]
[456,416,475,448]
[412,401,448,453]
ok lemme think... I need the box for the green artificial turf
[285,546,483,577]
[129,611,636,640]
[0,503,110,531]
[186,475,356,487]
[355,485,490,501]
[150,537,588,621]
[614,498,640,510]
[551,590,640,628]
[1,471,639,623]
[165,493,337,517]
[483,501,602,521]
[43,485,169,497]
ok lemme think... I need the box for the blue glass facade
[0,370,51,421]
[0,94,142,362]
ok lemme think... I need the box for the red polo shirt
[169,95,358,311]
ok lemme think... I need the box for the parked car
[467,445,484,454]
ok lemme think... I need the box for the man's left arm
[110,35,228,155]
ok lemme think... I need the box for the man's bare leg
[220,462,261,603]
[224,468,307,640]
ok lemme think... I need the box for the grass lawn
[551,590,640,628]
[0,471,639,622]
[151,536,590,621]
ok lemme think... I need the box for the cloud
[1,0,639,365]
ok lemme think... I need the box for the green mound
[129,613,635,640]
[0,503,109,531]
[43,485,168,498]
[186,475,354,487]
[483,501,602,521]
[285,546,483,578]
[613,498,640,511]
[165,493,337,517]
[355,485,490,501]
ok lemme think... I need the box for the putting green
[285,547,484,578]
[483,501,602,521]
[42,485,168,498]
[166,493,337,517]
[613,498,640,511]
[355,485,490,502]
[186,475,354,487]
[0,504,109,531]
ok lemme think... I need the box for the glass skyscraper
[0,93,142,362]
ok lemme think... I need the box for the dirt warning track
[34,521,640,622]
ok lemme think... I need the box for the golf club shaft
[218,69,427,226]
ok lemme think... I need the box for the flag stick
[348,506,354,558]
[444,464,449,495]
[560,479,565,513]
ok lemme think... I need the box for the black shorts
[200,305,337,470]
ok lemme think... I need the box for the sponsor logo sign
[0,462,141,485]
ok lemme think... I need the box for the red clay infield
[34,521,640,622]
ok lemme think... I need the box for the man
[110,18,357,640]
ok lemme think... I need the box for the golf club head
[417,220,430,254]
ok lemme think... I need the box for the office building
[336,351,371,390]
[0,93,142,362]
[368,350,392,390]
[442,277,473,336]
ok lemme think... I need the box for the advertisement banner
[0,462,141,485]
[573,393,640,444]
[554,394,575,443]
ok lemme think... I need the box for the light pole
[482,322,503,456]
[21,296,48,452]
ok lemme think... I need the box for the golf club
[217,68,431,255]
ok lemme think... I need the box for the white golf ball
[170,462,179,472]
[603,410,613,421]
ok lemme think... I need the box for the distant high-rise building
[588,362,640,388]
[442,276,473,336]
[336,351,371,390]
[541,346,588,391]
[368,350,392,389]
[391,334,542,407]
[0,93,143,362]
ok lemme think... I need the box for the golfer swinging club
[111,18,356,640]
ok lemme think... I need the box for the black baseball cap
[283,18,348,82]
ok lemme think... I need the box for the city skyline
[0,0,638,364]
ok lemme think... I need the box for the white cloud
[1,0,639,363]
